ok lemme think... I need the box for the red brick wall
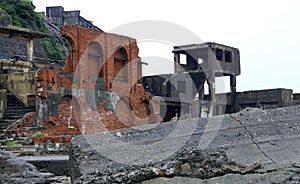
[16,26,162,142]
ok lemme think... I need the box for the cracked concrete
[229,113,279,167]
[68,105,300,183]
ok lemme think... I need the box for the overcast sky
[33,0,300,93]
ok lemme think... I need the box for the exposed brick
[18,25,162,143]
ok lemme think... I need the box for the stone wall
[0,89,7,119]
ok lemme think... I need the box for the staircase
[0,94,35,133]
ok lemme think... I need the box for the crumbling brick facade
[23,25,162,141]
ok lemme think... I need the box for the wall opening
[114,47,127,81]
[62,36,75,72]
[225,51,232,62]
[216,48,223,61]
[179,53,187,65]
[88,41,103,78]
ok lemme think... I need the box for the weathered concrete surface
[0,149,52,183]
[0,149,71,183]
[23,155,70,176]
[69,105,300,183]
[0,71,37,105]
[143,170,300,184]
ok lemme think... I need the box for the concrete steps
[0,94,35,133]
[0,144,37,156]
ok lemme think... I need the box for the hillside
[0,0,67,61]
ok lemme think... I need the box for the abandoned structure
[143,43,241,120]
[0,9,299,144]
[143,43,295,121]
[32,25,162,138]
[0,24,162,143]
[0,25,49,128]
[46,6,101,31]
[0,25,49,68]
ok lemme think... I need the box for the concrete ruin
[143,42,241,120]
[0,25,49,64]
[143,43,295,121]
[46,6,101,30]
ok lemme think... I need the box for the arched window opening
[62,36,75,72]
[114,47,127,81]
[88,42,103,78]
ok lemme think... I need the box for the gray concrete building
[46,6,102,31]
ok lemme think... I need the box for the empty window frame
[215,48,223,61]
[225,51,232,62]
[179,53,187,65]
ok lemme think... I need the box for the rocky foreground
[69,105,300,183]
[0,149,70,183]
[1,105,300,183]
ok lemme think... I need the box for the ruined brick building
[0,23,163,143]
[33,25,162,138]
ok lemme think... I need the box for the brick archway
[61,35,77,72]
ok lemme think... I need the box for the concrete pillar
[27,39,34,63]
[230,75,239,112]
[174,53,179,73]
[208,79,216,116]
[198,84,205,101]
[198,83,204,117]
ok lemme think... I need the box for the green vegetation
[43,37,65,60]
[5,140,17,147]
[0,0,40,29]
[32,131,49,138]
[0,0,66,60]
